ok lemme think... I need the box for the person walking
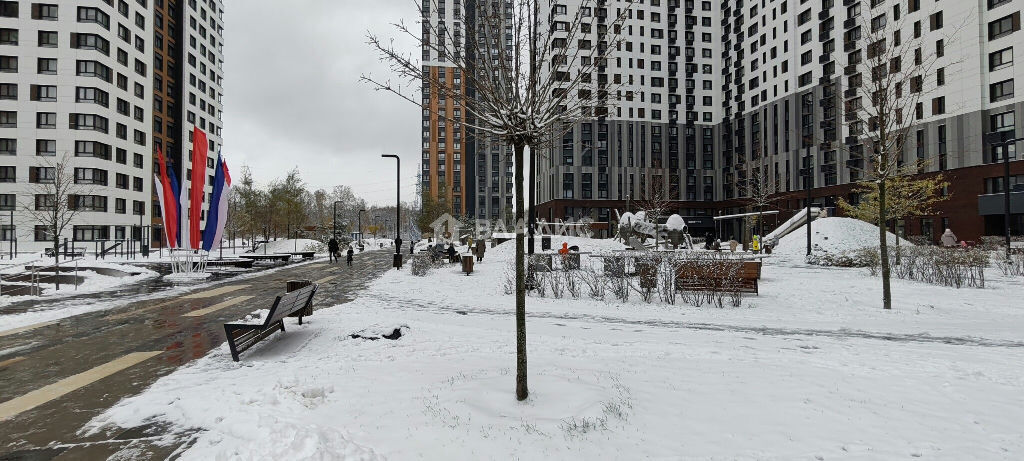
[940,228,958,248]
[328,237,340,263]
[346,247,354,266]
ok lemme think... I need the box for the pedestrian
[346,247,354,266]
[328,237,340,263]
[476,239,486,262]
[704,233,713,250]
[714,238,722,251]
[447,243,457,263]
[728,237,739,252]
[409,240,414,254]
[940,228,958,247]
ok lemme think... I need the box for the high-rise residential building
[150,0,224,248]
[0,0,154,250]
[0,0,223,254]
[421,0,516,221]
[534,0,1024,242]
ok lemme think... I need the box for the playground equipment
[614,210,694,250]
[763,207,825,248]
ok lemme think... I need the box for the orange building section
[150,0,180,248]
[424,66,468,216]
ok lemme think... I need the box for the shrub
[410,255,437,276]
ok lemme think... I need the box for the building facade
[534,0,1024,242]
[0,0,223,254]
[421,0,517,221]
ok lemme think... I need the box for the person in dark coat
[447,243,457,263]
[346,247,354,266]
[328,237,340,263]
[704,233,713,250]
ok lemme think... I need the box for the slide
[764,207,822,247]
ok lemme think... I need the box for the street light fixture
[332,200,343,240]
[984,129,1021,259]
[381,154,402,267]
[358,208,366,245]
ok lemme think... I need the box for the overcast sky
[222,0,420,206]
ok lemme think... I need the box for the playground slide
[764,207,822,246]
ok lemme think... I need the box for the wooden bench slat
[223,283,318,361]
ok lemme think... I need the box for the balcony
[843,40,857,52]
[843,88,857,98]
[843,17,856,29]
[844,135,859,145]
[818,11,831,21]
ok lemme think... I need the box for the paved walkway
[0,250,396,460]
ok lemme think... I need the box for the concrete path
[0,250,396,460]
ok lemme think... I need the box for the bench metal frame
[223,283,319,361]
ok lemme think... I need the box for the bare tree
[21,155,88,289]
[365,0,632,400]
[838,8,967,309]
[738,165,776,239]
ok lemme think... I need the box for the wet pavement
[0,250,396,460]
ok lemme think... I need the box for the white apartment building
[535,0,1024,241]
[0,0,154,252]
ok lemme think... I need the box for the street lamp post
[985,130,1022,259]
[801,146,813,256]
[358,209,366,245]
[381,154,402,268]
[332,200,343,240]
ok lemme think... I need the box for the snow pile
[664,214,686,231]
[773,217,908,257]
[255,238,325,254]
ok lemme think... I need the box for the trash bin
[286,279,314,323]
[541,236,552,251]
[461,254,474,275]
[393,253,403,269]
[141,244,149,257]
[635,260,657,289]
[563,253,581,270]
[603,256,625,277]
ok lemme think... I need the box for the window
[34,225,54,241]
[931,96,945,115]
[929,12,943,31]
[69,113,109,133]
[73,225,109,240]
[36,139,55,156]
[71,33,110,55]
[990,47,1013,71]
[0,138,15,155]
[0,83,14,100]
[76,87,109,107]
[36,112,55,128]
[37,30,57,47]
[0,2,17,18]
[31,85,57,102]
[936,68,945,86]
[34,195,55,211]
[30,166,55,183]
[989,0,1011,10]
[0,110,14,127]
[0,194,14,211]
[0,55,16,72]
[77,60,112,82]
[0,166,13,182]
[989,13,1020,40]
[72,196,107,212]
[37,57,56,74]
[76,140,111,159]
[33,3,58,20]
[78,6,110,28]
[991,79,1014,102]
[991,111,1015,132]
[0,28,17,45]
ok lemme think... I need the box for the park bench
[222,283,319,362]
[238,253,292,263]
[44,247,85,258]
[676,260,761,294]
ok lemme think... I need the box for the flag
[189,127,209,249]
[153,148,179,248]
[168,161,182,248]
[202,152,232,251]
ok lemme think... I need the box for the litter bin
[286,279,314,324]
[562,253,581,270]
[635,260,658,289]
[393,253,403,269]
[541,236,552,251]
[141,244,149,257]
[461,254,474,275]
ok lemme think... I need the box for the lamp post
[984,130,1022,259]
[801,145,813,256]
[358,208,366,245]
[381,154,401,249]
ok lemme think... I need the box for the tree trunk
[514,140,528,401]
[878,180,892,309]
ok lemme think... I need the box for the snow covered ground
[87,232,1024,460]
[0,261,159,309]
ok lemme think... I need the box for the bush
[995,252,1024,277]
[410,255,439,276]
[841,246,989,288]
